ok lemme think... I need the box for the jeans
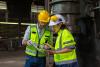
[55,62,79,67]
[24,55,46,67]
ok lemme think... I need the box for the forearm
[55,48,72,54]
[22,26,30,45]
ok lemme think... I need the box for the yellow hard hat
[51,15,58,22]
[38,10,50,23]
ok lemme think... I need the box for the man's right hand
[27,40,33,45]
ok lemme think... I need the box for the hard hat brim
[39,18,50,23]
[49,20,60,26]
[49,14,66,26]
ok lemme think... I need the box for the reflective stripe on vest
[25,24,51,57]
[55,59,77,65]
[54,29,77,63]
[63,40,76,44]
[26,47,46,57]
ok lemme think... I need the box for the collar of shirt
[37,24,45,38]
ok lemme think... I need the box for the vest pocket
[31,32,37,42]
[32,31,36,34]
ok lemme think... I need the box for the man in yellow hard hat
[22,10,52,67]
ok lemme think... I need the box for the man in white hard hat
[47,14,79,67]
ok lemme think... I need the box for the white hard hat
[49,14,65,26]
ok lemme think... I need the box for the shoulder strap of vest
[29,24,37,39]
[30,24,37,28]
[59,30,63,50]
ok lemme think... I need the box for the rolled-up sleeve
[62,30,76,49]
[23,26,30,40]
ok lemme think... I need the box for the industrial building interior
[0,0,100,67]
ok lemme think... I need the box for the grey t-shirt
[23,26,30,40]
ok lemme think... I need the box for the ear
[62,22,66,24]
[58,23,63,28]
[61,22,64,25]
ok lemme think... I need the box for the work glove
[44,43,55,50]
[44,43,51,50]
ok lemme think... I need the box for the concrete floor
[0,50,54,67]
[0,50,25,67]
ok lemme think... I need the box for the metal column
[45,0,50,12]
[50,0,80,33]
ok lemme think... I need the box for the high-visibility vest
[54,29,77,65]
[25,24,51,57]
